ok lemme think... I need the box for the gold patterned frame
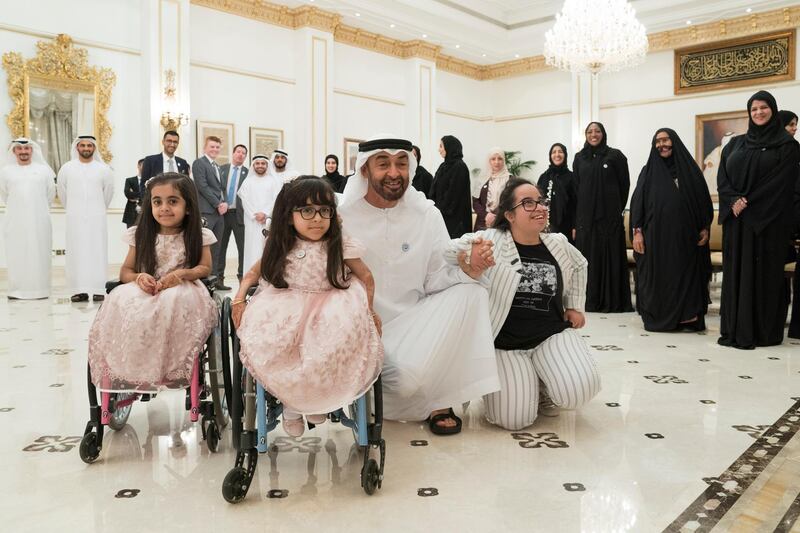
[675,30,796,95]
[2,34,116,162]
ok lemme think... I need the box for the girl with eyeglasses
[231,176,384,436]
[445,177,601,431]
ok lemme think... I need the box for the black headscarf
[631,128,713,234]
[745,91,794,149]
[779,109,798,129]
[582,122,609,156]
[536,143,574,231]
[323,154,347,193]
[440,135,464,164]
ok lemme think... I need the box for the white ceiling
[289,0,799,63]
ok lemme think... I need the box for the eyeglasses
[511,198,550,211]
[293,206,335,220]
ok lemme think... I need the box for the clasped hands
[732,197,748,217]
[136,272,182,295]
[457,237,496,279]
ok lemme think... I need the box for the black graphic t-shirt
[494,241,571,350]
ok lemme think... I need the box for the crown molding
[190,1,800,81]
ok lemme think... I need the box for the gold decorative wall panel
[675,30,795,94]
[191,0,800,82]
[2,34,116,162]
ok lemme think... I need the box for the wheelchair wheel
[361,458,380,495]
[222,467,250,503]
[108,393,134,431]
[79,432,100,464]
[206,419,220,453]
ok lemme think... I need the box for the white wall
[1,3,798,274]
[0,0,145,269]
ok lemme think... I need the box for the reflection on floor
[1,276,799,533]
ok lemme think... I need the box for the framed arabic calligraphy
[675,30,795,95]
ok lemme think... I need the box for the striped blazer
[445,229,588,338]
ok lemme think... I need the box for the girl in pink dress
[232,176,383,437]
[88,173,219,392]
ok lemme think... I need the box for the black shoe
[215,282,232,291]
[93,294,105,302]
[71,293,89,302]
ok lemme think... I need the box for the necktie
[168,158,175,172]
[227,166,239,205]
[212,161,220,182]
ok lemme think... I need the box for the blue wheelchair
[219,294,386,502]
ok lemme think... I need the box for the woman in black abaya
[431,135,473,238]
[779,109,800,339]
[630,128,713,331]
[322,154,347,193]
[573,122,633,312]
[717,91,800,349]
[537,143,577,243]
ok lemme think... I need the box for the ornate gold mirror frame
[2,34,116,162]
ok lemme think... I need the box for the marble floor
[1,275,799,533]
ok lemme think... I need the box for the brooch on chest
[295,249,306,259]
[401,243,410,253]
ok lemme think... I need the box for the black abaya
[630,128,713,331]
[573,123,633,312]
[431,135,473,238]
[537,143,577,243]
[717,91,800,349]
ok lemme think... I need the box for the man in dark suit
[218,144,249,283]
[192,135,227,289]
[122,158,143,227]
[139,130,190,199]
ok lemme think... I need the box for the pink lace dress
[87,227,219,392]
[237,237,384,414]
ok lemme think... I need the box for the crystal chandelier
[544,0,648,74]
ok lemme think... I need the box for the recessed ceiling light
[482,53,486,57]
[746,7,752,12]
[355,12,361,17]
[686,20,692,25]
[455,44,460,49]
[422,34,427,38]
[390,23,395,28]
[515,54,520,58]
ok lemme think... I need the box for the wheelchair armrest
[105,279,123,294]
[202,276,218,290]
[247,285,258,297]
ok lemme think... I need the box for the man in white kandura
[57,135,114,302]
[237,154,282,271]
[268,149,300,183]
[0,138,56,299]
[339,136,500,436]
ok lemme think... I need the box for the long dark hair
[135,172,204,275]
[492,177,538,233]
[260,176,348,290]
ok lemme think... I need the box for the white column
[571,71,599,153]
[294,28,334,175]
[404,58,437,161]
[141,0,191,158]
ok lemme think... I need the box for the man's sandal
[427,408,463,436]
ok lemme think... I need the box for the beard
[274,162,286,171]
[79,149,94,159]
[368,173,408,201]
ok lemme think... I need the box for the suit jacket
[139,153,190,199]
[193,155,224,216]
[219,163,249,225]
[445,229,588,338]
[123,176,140,225]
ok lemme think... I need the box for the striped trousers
[484,328,601,431]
